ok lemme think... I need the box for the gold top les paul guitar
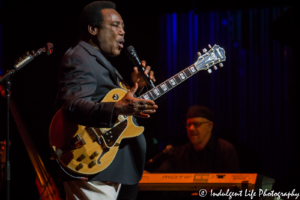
[49,44,226,175]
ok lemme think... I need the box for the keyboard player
[154,106,240,173]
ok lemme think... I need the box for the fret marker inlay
[143,94,150,100]
[153,88,160,96]
[169,79,176,86]
[179,73,186,80]
[190,66,196,73]
[161,83,168,91]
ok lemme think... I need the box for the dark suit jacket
[56,41,146,199]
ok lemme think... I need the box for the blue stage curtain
[157,7,295,181]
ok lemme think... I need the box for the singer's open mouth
[117,39,124,49]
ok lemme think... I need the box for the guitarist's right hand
[114,83,158,118]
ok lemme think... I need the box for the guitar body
[49,88,144,175]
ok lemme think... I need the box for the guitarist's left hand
[131,60,156,89]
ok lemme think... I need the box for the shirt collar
[205,135,216,151]
[190,135,216,152]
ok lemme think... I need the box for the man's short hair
[78,1,116,37]
[186,106,214,122]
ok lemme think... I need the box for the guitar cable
[38,154,88,200]
[38,173,51,200]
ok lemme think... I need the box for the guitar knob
[112,94,119,100]
[208,44,212,48]
[76,163,83,170]
[93,151,99,157]
[89,161,96,168]
[90,151,99,159]
[197,52,201,57]
[219,63,224,67]
[207,69,212,74]
[77,154,86,161]
[213,65,218,70]
[202,48,207,53]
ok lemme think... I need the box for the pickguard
[97,148,110,165]
[101,120,128,148]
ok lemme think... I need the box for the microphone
[126,46,155,89]
[146,145,173,166]
[0,43,54,84]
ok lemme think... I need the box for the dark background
[0,0,298,199]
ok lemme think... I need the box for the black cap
[186,106,214,122]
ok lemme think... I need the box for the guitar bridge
[54,135,86,158]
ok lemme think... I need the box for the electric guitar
[49,44,226,175]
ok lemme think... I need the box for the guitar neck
[138,63,202,101]
[138,44,226,101]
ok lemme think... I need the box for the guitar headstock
[194,44,226,73]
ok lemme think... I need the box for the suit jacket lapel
[78,41,123,85]
[95,52,124,82]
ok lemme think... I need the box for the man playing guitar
[55,1,157,199]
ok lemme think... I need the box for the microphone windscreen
[46,43,54,55]
[125,45,141,66]
[126,45,134,53]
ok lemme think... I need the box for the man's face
[96,9,125,57]
[186,117,213,145]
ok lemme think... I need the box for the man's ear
[209,122,213,131]
[88,24,98,36]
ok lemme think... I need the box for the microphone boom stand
[3,77,11,200]
[0,43,53,200]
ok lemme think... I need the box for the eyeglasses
[186,121,210,128]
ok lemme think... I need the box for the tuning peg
[197,52,201,57]
[22,54,27,59]
[207,69,212,74]
[19,57,22,62]
[31,50,35,55]
[26,51,30,56]
[213,65,218,70]
[208,44,212,48]
[219,63,224,67]
[202,48,207,53]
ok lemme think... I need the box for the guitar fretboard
[138,61,204,101]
